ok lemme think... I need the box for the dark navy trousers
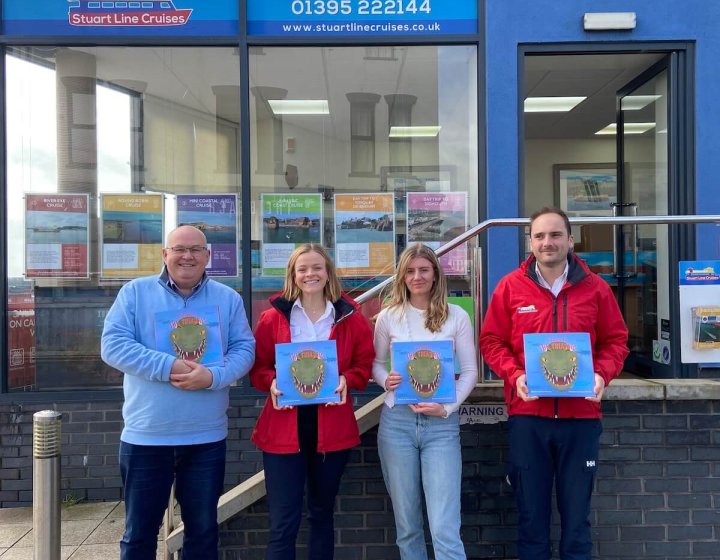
[506,415,602,560]
[263,447,350,560]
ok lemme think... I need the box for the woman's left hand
[409,402,447,417]
[327,374,347,406]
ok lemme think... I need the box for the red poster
[8,291,36,389]
[25,194,90,278]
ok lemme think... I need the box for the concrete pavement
[0,501,164,559]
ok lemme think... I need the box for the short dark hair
[529,206,571,236]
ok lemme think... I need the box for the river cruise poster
[334,193,395,277]
[406,192,468,276]
[177,194,238,277]
[100,194,163,279]
[261,193,322,276]
[24,194,90,279]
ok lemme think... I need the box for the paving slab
[84,518,124,545]
[0,509,32,525]
[61,502,118,521]
[15,519,103,548]
[0,525,31,548]
[64,543,165,560]
[0,545,77,559]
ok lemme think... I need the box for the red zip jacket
[479,254,629,419]
[250,292,374,453]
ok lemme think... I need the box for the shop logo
[684,266,720,281]
[68,0,193,27]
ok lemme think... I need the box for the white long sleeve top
[372,303,478,416]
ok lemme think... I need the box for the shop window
[248,46,478,326]
[4,46,241,392]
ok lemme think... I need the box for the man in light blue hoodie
[101,225,255,560]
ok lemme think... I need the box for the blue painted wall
[485,0,720,290]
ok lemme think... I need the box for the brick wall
[2,393,719,559]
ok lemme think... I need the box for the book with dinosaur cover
[154,305,224,367]
[523,332,595,397]
[392,340,456,405]
[275,340,340,406]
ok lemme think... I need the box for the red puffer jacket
[479,254,629,419]
[250,292,374,453]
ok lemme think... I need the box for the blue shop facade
[1,1,719,558]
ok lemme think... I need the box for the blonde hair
[282,244,342,303]
[385,243,448,333]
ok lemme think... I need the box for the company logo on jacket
[517,305,537,314]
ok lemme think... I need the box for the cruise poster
[406,192,468,276]
[24,194,90,279]
[334,193,395,277]
[261,193,322,276]
[177,194,238,277]
[100,193,163,279]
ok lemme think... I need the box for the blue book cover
[523,333,595,397]
[392,340,456,405]
[275,340,340,406]
[154,306,224,367]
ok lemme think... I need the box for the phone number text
[290,0,432,16]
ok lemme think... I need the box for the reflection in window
[249,46,478,326]
[347,92,380,175]
[5,47,241,391]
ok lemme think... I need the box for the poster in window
[334,193,395,277]
[100,193,164,279]
[523,333,595,397]
[275,340,340,407]
[261,193,322,276]
[177,194,238,277]
[406,192,468,276]
[24,193,90,279]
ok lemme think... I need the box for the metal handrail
[355,214,720,305]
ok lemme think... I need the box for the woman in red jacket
[250,243,374,560]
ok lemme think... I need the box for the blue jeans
[263,448,350,560]
[377,405,466,560]
[119,439,226,560]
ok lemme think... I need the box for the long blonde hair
[385,243,448,333]
[281,244,342,303]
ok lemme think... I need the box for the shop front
[1,1,719,558]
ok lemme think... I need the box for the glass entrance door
[616,57,673,376]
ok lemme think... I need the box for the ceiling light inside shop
[524,96,586,112]
[621,95,662,110]
[389,126,441,138]
[268,100,329,115]
[595,122,656,135]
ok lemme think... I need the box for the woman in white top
[373,243,477,560]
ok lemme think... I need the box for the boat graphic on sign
[68,0,193,27]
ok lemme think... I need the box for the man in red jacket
[480,207,629,560]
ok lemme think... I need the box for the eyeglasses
[167,245,208,255]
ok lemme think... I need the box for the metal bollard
[33,410,62,560]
